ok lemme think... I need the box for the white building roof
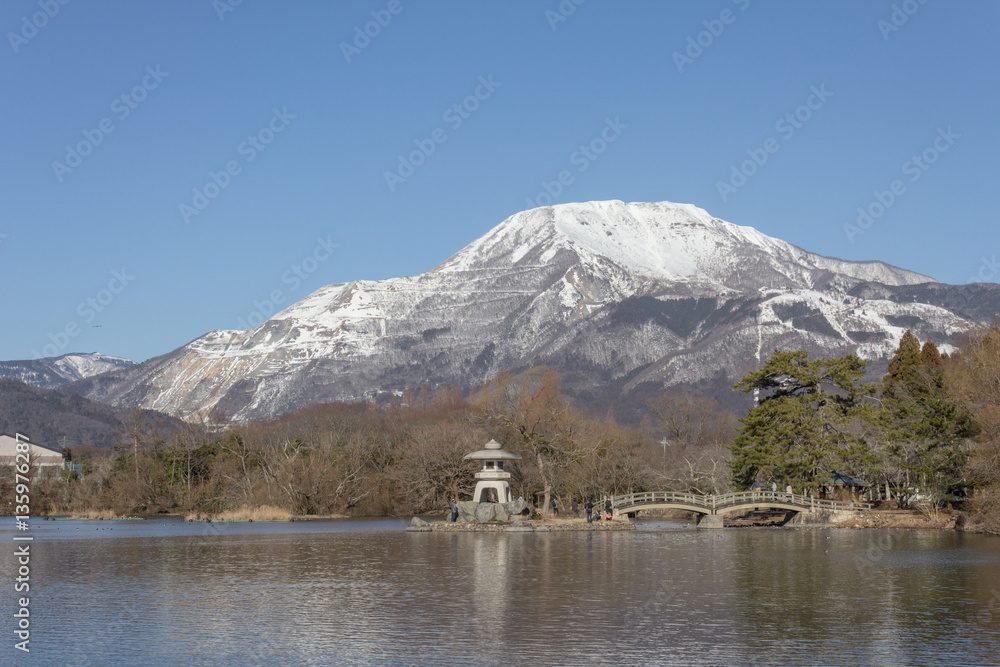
[0,433,65,466]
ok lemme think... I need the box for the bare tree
[647,391,737,493]
[391,420,485,513]
[473,367,585,514]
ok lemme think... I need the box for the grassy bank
[836,508,964,530]
[184,505,294,522]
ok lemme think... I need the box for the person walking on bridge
[771,481,777,498]
[786,484,793,502]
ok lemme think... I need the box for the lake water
[3,517,1000,666]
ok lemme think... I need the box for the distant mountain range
[24,201,1000,422]
[0,353,135,389]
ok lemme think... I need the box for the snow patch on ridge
[77,199,969,422]
[49,353,135,380]
[433,200,935,290]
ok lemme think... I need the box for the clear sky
[2,0,998,363]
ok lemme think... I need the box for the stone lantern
[463,439,521,504]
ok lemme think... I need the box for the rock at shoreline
[506,497,529,516]
[506,523,534,532]
[406,517,432,532]
[457,501,479,523]
[475,503,496,522]
[456,497,530,523]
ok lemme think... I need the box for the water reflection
[3,519,999,665]
[469,534,510,644]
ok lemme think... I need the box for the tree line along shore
[5,327,999,535]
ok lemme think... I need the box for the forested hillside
[0,380,178,450]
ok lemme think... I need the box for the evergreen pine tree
[921,340,944,372]
[729,350,878,492]
[882,331,976,493]
[884,330,924,399]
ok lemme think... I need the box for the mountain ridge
[433,201,935,290]
[0,352,135,389]
[61,200,997,422]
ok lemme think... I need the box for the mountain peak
[436,200,934,291]
[0,352,136,390]
[60,200,974,423]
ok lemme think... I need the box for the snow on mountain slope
[66,201,985,422]
[50,353,135,381]
[0,353,136,389]
[434,201,934,289]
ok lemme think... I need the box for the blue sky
[2,0,998,363]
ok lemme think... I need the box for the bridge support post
[697,514,724,529]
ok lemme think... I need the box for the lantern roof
[463,439,522,461]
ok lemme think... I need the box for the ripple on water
[7,518,1000,665]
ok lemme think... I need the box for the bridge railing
[612,490,871,514]
[610,491,713,511]
[712,490,871,511]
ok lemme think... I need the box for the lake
[3,517,999,666]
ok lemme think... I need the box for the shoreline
[407,517,636,532]
[30,507,997,536]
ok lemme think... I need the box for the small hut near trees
[820,471,872,502]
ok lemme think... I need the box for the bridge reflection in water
[611,490,871,528]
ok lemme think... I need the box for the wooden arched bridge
[611,490,871,528]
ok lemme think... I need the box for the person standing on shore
[605,497,613,520]
[585,500,594,523]
[450,500,458,522]
[571,499,579,518]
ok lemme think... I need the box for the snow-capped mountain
[66,201,1000,422]
[0,353,136,389]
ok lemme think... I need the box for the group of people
[550,497,614,522]
[750,480,794,500]
[452,483,801,523]
[586,498,614,522]
[447,479,810,525]
[549,497,613,521]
